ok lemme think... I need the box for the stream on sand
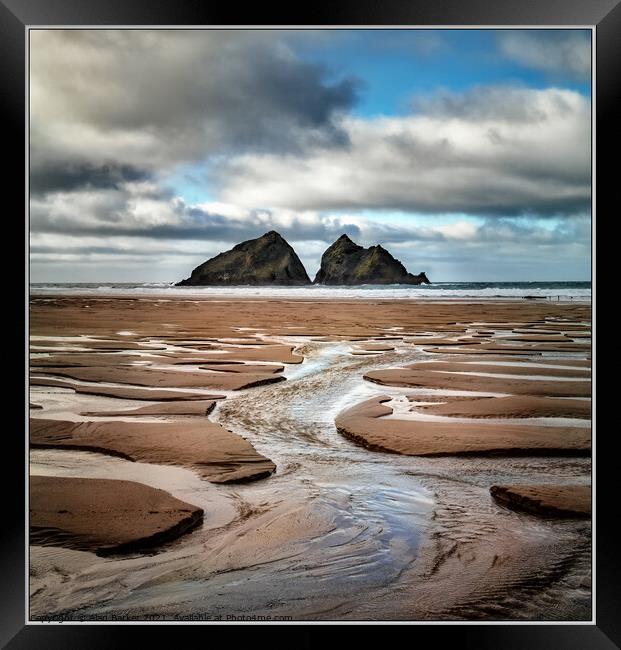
[29,338,591,621]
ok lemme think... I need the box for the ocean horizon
[30,280,592,301]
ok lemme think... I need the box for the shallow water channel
[29,338,591,621]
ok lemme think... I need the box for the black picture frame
[4,1,613,646]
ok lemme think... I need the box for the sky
[29,29,592,283]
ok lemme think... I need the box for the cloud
[29,154,590,282]
[497,30,591,81]
[30,181,360,242]
[212,86,590,217]
[30,30,360,194]
[30,209,590,282]
[29,31,591,282]
[30,182,590,251]
[33,176,559,248]
[30,162,152,195]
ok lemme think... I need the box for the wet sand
[414,395,591,419]
[30,476,204,556]
[80,400,218,417]
[30,295,590,339]
[404,361,591,378]
[30,376,220,401]
[335,396,590,456]
[423,346,546,355]
[30,418,276,483]
[490,484,591,517]
[29,294,592,621]
[31,352,167,367]
[32,365,285,391]
[365,368,590,397]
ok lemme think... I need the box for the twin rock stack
[177,231,430,286]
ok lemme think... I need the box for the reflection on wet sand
[29,296,591,621]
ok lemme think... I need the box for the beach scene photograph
[29,28,592,622]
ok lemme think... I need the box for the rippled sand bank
[29,295,591,621]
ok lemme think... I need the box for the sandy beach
[30,476,204,556]
[489,484,591,518]
[29,294,592,621]
[25,24,595,630]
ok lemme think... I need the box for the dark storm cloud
[30,161,152,196]
[30,30,360,194]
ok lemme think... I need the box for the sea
[29,281,592,301]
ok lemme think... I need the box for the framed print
[2,0,615,646]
